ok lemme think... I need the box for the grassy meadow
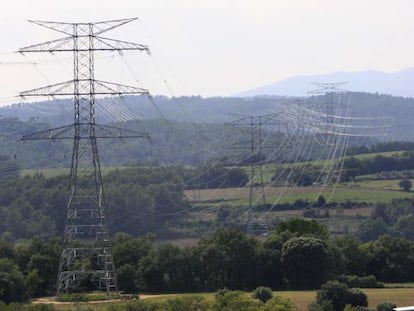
[31,287,414,311]
[184,179,414,206]
[20,166,130,178]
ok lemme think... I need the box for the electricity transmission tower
[19,18,150,297]
[308,82,347,124]
[229,113,280,208]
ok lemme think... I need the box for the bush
[25,305,57,311]
[376,302,397,311]
[264,296,296,311]
[252,286,273,303]
[161,296,210,311]
[214,289,262,310]
[316,281,368,311]
[308,300,334,311]
[347,289,368,308]
[57,293,120,302]
[123,300,158,311]
[106,300,158,311]
[399,179,412,192]
[344,305,371,311]
[117,264,139,293]
[336,275,384,288]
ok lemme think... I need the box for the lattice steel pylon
[308,82,347,125]
[19,18,150,297]
[228,113,281,208]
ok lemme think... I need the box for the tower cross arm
[18,37,74,53]
[94,37,149,52]
[21,123,150,141]
[20,80,149,97]
[28,18,138,36]
[18,37,149,53]
[94,80,149,96]
[308,82,348,95]
[20,80,74,97]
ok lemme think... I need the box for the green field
[31,287,414,311]
[21,168,69,178]
[19,150,407,180]
[238,150,408,184]
[20,166,130,178]
[185,179,414,207]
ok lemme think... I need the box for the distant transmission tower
[19,18,150,297]
[229,113,279,208]
[309,82,347,124]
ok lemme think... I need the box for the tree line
[271,151,414,186]
[346,141,414,156]
[0,165,248,241]
[4,163,414,242]
[2,218,414,305]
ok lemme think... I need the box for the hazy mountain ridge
[235,68,414,97]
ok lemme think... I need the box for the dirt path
[32,294,179,305]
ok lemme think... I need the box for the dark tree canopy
[399,179,412,192]
[281,236,331,288]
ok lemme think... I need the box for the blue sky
[0,0,413,104]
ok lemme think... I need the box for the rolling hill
[235,68,414,97]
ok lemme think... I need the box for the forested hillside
[0,117,345,169]
[1,92,414,140]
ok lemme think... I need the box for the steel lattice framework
[308,82,347,125]
[19,18,150,297]
[228,113,282,208]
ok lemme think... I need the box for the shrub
[252,286,273,303]
[399,179,412,192]
[336,275,384,288]
[376,302,397,311]
[25,305,57,311]
[264,296,296,311]
[124,300,158,311]
[344,305,371,311]
[347,289,368,308]
[214,289,262,310]
[308,300,334,311]
[161,296,210,311]
[57,293,120,302]
[316,281,368,311]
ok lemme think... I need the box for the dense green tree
[276,219,329,240]
[252,286,273,303]
[197,228,258,290]
[333,236,370,276]
[117,264,139,294]
[365,235,414,282]
[160,295,210,311]
[0,155,19,181]
[254,235,284,289]
[281,237,331,288]
[263,296,296,311]
[188,165,249,189]
[316,281,367,311]
[25,238,60,296]
[399,179,412,192]
[112,233,155,268]
[376,302,397,311]
[308,300,334,311]
[0,258,27,303]
[214,289,262,311]
[358,219,393,242]
[396,214,414,239]
[138,244,198,292]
